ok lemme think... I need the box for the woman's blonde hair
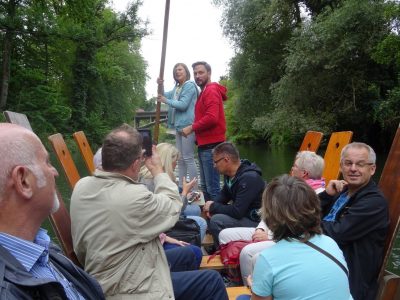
[139,143,180,181]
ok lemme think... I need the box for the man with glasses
[319,142,389,300]
[203,142,265,252]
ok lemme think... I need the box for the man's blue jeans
[197,147,220,201]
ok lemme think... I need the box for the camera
[187,191,200,204]
[138,129,153,157]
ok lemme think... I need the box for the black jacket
[319,180,389,300]
[210,159,265,221]
[0,243,105,300]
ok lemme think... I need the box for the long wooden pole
[154,0,170,144]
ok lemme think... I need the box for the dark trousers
[164,246,198,272]
[171,270,228,300]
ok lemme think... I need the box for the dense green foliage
[215,0,400,150]
[0,0,148,144]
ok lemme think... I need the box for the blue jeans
[198,147,220,200]
[176,131,198,190]
[171,270,228,300]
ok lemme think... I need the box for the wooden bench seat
[227,286,251,300]
[200,255,237,270]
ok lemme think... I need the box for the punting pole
[154,0,170,144]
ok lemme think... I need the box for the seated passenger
[0,123,104,299]
[320,142,389,300]
[94,145,203,269]
[139,142,207,241]
[237,174,352,300]
[72,124,228,300]
[219,150,325,283]
[204,142,265,252]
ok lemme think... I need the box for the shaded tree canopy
[0,0,148,144]
[215,0,400,150]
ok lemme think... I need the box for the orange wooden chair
[298,130,323,152]
[73,131,95,174]
[322,131,353,184]
[48,133,81,189]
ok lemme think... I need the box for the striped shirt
[0,228,84,300]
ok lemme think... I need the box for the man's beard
[51,192,60,214]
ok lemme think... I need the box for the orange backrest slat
[48,133,81,189]
[298,131,323,152]
[322,131,353,184]
[73,131,95,174]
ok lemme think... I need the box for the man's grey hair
[341,142,376,164]
[295,151,325,179]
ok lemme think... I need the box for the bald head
[0,123,44,196]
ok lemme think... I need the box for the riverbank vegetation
[215,0,400,152]
[0,0,147,145]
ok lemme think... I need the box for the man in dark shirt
[203,142,265,250]
[319,142,389,300]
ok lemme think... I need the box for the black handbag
[165,216,201,247]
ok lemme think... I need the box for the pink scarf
[305,178,325,191]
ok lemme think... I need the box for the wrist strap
[304,240,348,277]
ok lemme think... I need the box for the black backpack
[165,216,201,247]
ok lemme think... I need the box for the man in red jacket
[182,61,228,201]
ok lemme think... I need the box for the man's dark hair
[102,124,142,171]
[262,174,322,242]
[192,61,211,73]
[213,142,240,162]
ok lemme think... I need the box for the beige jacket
[71,170,182,300]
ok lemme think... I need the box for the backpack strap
[304,240,348,277]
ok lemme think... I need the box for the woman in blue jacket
[157,63,199,192]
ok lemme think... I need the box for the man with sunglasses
[319,142,389,300]
[203,142,265,252]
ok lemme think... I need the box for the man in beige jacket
[71,124,227,300]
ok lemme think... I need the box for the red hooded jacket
[192,82,228,146]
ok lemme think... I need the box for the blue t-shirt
[251,235,353,300]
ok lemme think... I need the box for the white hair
[295,151,325,179]
[93,147,102,169]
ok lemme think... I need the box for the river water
[48,142,400,275]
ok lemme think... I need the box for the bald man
[0,123,104,299]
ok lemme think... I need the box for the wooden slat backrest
[73,131,95,174]
[322,131,353,184]
[48,133,81,189]
[298,131,323,152]
[378,124,400,280]
[3,110,33,131]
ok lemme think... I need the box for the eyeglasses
[342,160,374,169]
[213,157,225,164]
